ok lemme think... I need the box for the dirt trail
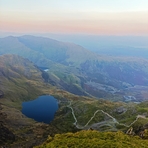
[67,101,147,129]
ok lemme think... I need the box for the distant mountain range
[40,34,148,58]
[0,35,98,66]
[2,33,147,58]
[1,35,148,102]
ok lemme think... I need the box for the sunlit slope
[35,130,148,148]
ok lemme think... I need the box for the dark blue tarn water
[22,95,58,124]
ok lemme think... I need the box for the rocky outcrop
[0,123,15,146]
[114,106,127,114]
[0,104,15,146]
[0,90,4,98]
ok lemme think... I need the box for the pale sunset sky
[0,0,148,35]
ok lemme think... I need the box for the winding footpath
[84,110,118,127]
[67,101,78,126]
[67,101,147,129]
[118,115,146,128]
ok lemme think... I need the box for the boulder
[114,106,127,114]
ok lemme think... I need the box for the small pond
[22,95,58,124]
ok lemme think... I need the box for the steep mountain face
[1,36,148,102]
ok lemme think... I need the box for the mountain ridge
[1,35,148,101]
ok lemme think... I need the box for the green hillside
[1,54,148,147]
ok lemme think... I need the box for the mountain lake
[22,95,58,124]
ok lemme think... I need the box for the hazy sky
[0,0,148,35]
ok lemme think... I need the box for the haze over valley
[1,0,148,147]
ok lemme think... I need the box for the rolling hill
[0,35,98,66]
